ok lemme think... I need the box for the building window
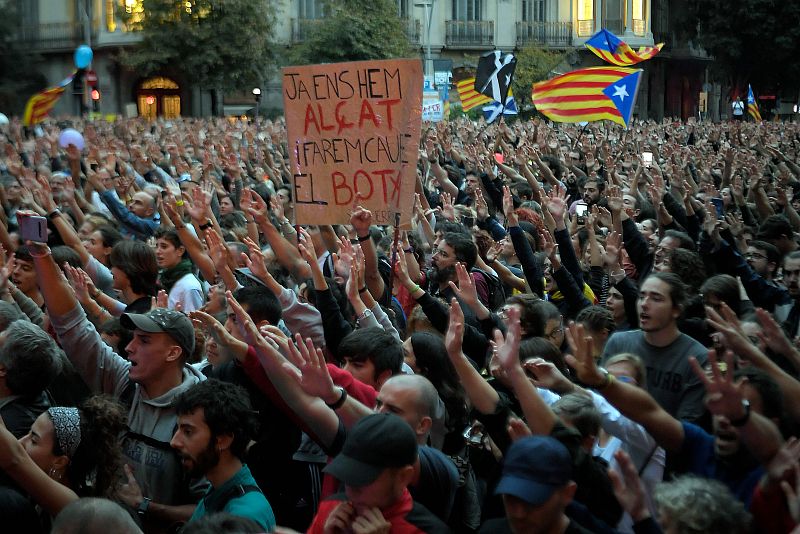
[299,0,325,19]
[577,0,594,36]
[632,0,645,35]
[452,0,482,21]
[602,0,623,34]
[522,0,545,22]
[398,0,409,19]
[108,0,145,32]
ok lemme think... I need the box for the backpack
[471,267,506,312]
[204,484,262,514]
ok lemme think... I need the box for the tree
[288,0,412,65]
[686,0,800,92]
[0,0,47,114]
[120,0,276,113]
[511,44,565,110]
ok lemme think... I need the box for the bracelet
[403,247,413,254]
[28,245,52,258]
[326,387,348,410]
[47,209,61,221]
[92,288,101,299]
[358,286,369,294]
[357,234,371,243]
[175,200,185,207]
[198,219,213,231]
[245,219,255,224]
[593,368,615,391]
[408,284,421,294]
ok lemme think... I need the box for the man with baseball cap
[30,243,205,531]
[306,413,449,534]
[479,436,591,534]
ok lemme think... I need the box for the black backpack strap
[204,484,262,514]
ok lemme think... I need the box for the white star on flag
[612,84,629,101]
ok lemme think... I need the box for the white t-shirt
[168,272,204,312]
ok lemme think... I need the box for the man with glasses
[699,220,790,313]
[780,251,800,339]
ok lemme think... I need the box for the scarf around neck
[159,258,194,294]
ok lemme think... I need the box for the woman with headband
[0,395,127,518]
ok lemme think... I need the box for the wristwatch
[137,497,151,517]
[355,309,373,327]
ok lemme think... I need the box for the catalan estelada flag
[584,29,663,67]
[23,73,75,126]
[457,78,493,112]
[747,84,762,121]
[532,66,642,128]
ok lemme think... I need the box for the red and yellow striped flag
[23,73,75,126]
[457,78,493,112]
[532,66,642,128]
[747,84,762,121]
[584,29,663,67]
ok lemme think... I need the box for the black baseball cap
[121,308,195,358]
[324,413,418,487]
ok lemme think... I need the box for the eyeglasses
[744,253,768,261]
[545,320,564,341]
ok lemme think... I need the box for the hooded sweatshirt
[50,304,205,505]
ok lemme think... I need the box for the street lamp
[252,87,262,120]
[414,0,434,77]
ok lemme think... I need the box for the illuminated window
[123,0,145,31]
[577,0,594,36]
[106,0,116,31]
[140,77,180,90]
[632,0,645,35]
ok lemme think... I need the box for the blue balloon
[74,45,93,69]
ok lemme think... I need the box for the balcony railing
[15,22,94,51]
[291,18,323,43]
[404,18,421,44]
[516,21,573,47]
[445,20,494,48]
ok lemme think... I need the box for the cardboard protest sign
[283,59,423,225]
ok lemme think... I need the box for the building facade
[10,0,716,121]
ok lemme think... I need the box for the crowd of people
[0,112,799,533]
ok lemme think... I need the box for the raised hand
[522,358,575,394]
[493,304,523,374]
[564,322,604,386]
[608,450,650,522]
[689,349,748,421]
[475,189,489,221]
[440,191,455,222]
[606,185,624,213]
[502,185,517,226]
[545,183,568,222]
[297,227,319,264]
[444,298,465,358]
[350,201,373,237]
[241,236,273,285]
[282,333,340,404]
[448,262,479,310]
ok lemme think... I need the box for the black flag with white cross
[475,50,517,105]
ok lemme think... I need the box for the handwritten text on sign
[283,59,423,225]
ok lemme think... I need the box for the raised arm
[565,323,686,452]
[350,205,385,301]
[496,306,558,435]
